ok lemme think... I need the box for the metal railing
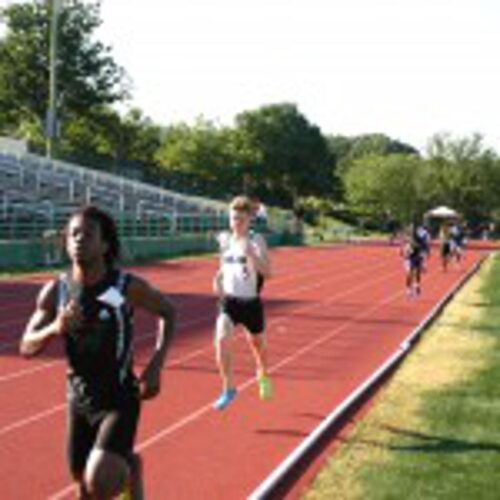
[0,150,227,225]
[0,150,303,270]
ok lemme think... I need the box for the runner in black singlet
[20,206,176,500]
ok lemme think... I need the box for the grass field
[304,254,500,499]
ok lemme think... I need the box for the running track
[0,243,491,499]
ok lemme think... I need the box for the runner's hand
[242,238,258,258]
[139,360,162,400]
[55,300,83,335]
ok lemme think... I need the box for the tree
[60,107,161,175]
[349,133,419,158]
[0,0,128,151]
[234,103,337,206]
[155,118,236,196]
[328,134,420,210]
[328,133,419,173]
[421,133,500,224]
[345,153,423,226]
[343,133,500,229]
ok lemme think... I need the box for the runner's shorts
[67,394,141,477]
[220,296,265,334]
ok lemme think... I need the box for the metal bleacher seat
[0,150,227,240]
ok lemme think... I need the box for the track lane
[0,245,486,498]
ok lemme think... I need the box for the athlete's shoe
[119,484,132,500]
[258,375,273,401]
[213,388,237,410]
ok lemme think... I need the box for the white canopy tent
[425,205,459,219]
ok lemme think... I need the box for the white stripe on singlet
[114,271,132,384]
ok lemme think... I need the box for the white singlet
[219,232,264,299]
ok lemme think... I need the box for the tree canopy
[343,133,500,227]
[1,2,499,227]
[0,0,128,147]
[234,103,337,206]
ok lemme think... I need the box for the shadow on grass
[434,320,500,335]
[356,424,500,454]
[463,301,500,308]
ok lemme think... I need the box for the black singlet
[57,270,138,410]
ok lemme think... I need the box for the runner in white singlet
[212,196,272,410]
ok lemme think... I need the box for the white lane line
[0,403,66,438]
[0,260,398,438]
[0,250,384,372]
[44,257,483,500]
[247,256,487,499]
[0,360,61,383]
[48,275,408,499]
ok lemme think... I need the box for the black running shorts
[67,395,141,477]
[220,296,265,335]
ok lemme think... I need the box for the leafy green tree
[327,134,420,214]
[344,133,500,229]
[345,153,423,225]
[328,133,418,173]
[155,118,236,195]
[0,0,128,149]
[349,133,419,158]
[234,103,337,206]
[93,108,161,171]
[421,133,500,223]
[60,107,161,174]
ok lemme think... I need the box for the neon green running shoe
[119,484,132,500]
[259,375,273,401]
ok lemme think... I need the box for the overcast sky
[2,0,500,153]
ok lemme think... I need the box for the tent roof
[425,205,458,218]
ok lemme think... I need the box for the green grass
[305,255,500,499]
[0,266,60,278]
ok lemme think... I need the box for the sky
[1,0,500,153]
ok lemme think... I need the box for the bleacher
[0,150,301,269]
[0,151,228,241]
[0,150,240,268]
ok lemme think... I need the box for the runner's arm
[19,280,69,357]
[127,276,177,399]
[213,269,224,297]
[246,235,272,279]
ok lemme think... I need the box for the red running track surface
[0,243,492,499]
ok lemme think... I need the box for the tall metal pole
[46,0,60,159]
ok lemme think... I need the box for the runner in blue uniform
[414,224,431,269]
[449,223,465,264]
[401,229,425,297]
[440,223,453,272]
[20,206,176,500]
[213,196,272,410]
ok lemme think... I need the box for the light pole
[46,0,61,159]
